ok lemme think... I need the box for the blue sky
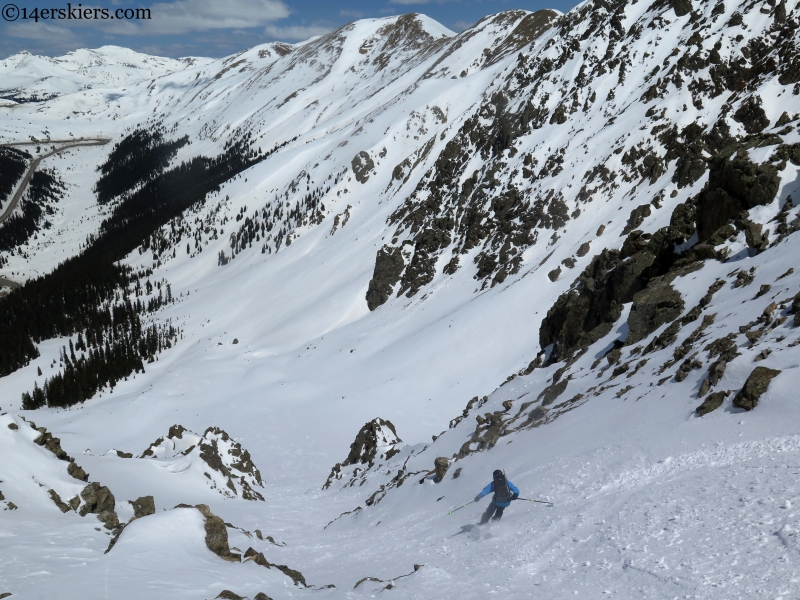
[1,0,580,59]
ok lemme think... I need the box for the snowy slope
[0,46,211,103]
[1,1,800,599]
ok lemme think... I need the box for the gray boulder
[733,367,781,410]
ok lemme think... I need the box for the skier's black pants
[479,502,505,524]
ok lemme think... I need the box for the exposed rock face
[67,461,89,482]
[669,0,692,17]
[33,430,71,461]
[79,482,116,517]
[733,96,770,134]
[622,204,652,236]
[695,154,780,242]
[433,457,449,482]
[130,496,155,520]
[366,247,404,310]
[344,418,402,467]
[325,418,402,488]
[48,489,71,513]
[351,151,375,183]
[196,504,240,562]
[540,248,658,362]
[626,276,685,345]
[695,390,731,416]
[733,367,781,410]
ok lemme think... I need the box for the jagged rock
[366,247,404,310]
[433,457,449,482]
[48,489,71,513]
[243,547,307,586]
[669,0,692,16]
[129,496,155,520]
[627,276,685,345]
[7,423,18,430]
[734,269,756,287]
[78,482,116,517]
[322,418,402,489]
[0,592,11,598]
[576,242,591,257]
[6,503,17,510]
[116,450,133,458]
[696,390,730,416]
[452,467,462,479]
[548,266,562,281]
[351,151,375,184]
[216,592,244,600]
[168,424,187,439]
[540,248,660,362]
[97,510,120,530]
[254,593,273,600]
[67,461,89,482]
[733,96,770,134]
[695,154,780,242]
[733,366,781,410]
[345,418,401,467]
[196,504,240,562]
[33,431,71,462]
[622,204,652,236]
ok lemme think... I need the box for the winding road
[0,137,110,226]
[0,137,111,291]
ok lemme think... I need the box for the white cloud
[339,9,365,19]
[94,0,291,35]
[5,22,79,43]
[263,24,333,41]
[451,20,474,32]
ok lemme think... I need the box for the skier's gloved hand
[474,495,482,503]
[511,492,519,501]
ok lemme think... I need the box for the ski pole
[447,500,477,515]
[515,497,556,506]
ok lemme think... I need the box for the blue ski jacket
[477,479,520,507]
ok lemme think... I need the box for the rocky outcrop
[366,247,404,310]
[351,151,375,184]
[433,457,449,482]
[67,461,88,482]
[196,504,240,562]
[324,418,402,488]
[733,366,781,410]
[626,276,685,345]
[140,425,265,500]
[33,430,72,461]
[130,496,155,520]
[243,547,307,586]
[79,482,119,529]
[695,390,730,416]
[695,153,780,242]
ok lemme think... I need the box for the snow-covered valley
[1,1,800,598]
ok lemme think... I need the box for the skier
[475,469,520,524]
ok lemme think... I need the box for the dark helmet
[493,469,504,479]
